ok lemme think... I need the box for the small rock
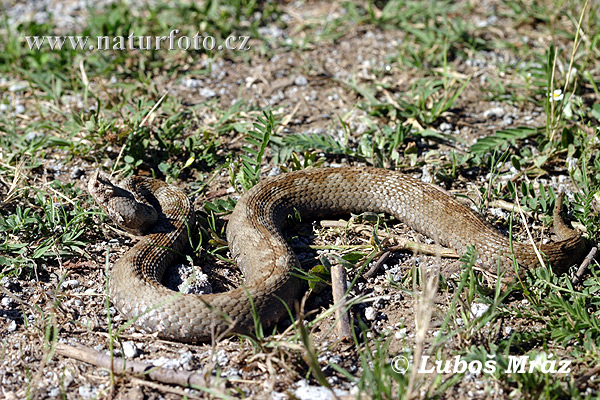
[152,356,181,369]
[214,349,228,366]
[163,263,211,295]
[181,78,202,88]
[439,122,453,131]
[61,279,80,289]
[421,166,432,184]
[294,75,308,86]
[78,385,98,399]
[8,83,27,92]
[482,107,505,119]
[7,320,17,332]
[1,297,15,307]
[70,167,85,179]
[62,368,75,387]
[364,307,377,321]
[471,303,489,318]
[179,351,195,370]
[394,328,407,339]
[294,380,348,400]
[122,341,138,358]
[199,88,216,98]
[268,166,281,176]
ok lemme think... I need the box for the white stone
[122,341,138,358]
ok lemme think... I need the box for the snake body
[88,167,586,341]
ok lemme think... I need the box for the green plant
[230,110,277,191]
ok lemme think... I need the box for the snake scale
[88,167,587,341]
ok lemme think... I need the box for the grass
[1,0,600,398]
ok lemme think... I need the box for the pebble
[471,303,490,318]
[294,380,348,400]
[439,122,453,131]
[421,166,432,183]
[8,83,27,92]
[199,87,216,98]
[122,341,138,358]
[214,349,229,366]
[152,356,181,369]
[61,279,80,289]
[14,104,25,114]
[1,297,15,307]
[482,107,505,118]
[364,307,377,321]
[394,328,407,339]
[70,167,85,179]
[181,78,203,88]
[163,263,212,295]
[78,385,99,399]
[294,75,308,86]
[268,166,281,176]
[179,351,195,370]
[258,25,285,39]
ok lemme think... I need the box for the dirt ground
[1,0,599,399]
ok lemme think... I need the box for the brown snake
[88,167,587,341]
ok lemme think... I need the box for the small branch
[488,199,532,218]
[55,343,208,388]
[331,265,352,341]
[384,240,459,259]
[576,363,600,388]
[318,219,458,273]
[364,251,392,278]
[572,246,597,286]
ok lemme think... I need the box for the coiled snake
[88,167,586,341]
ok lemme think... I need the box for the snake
[87,167,587,341]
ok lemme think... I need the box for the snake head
[88,169,159,235]
[87,170,115,206]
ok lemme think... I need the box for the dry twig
[572,246,597,286]
[331,264,352,340]
[55,343,209,389]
